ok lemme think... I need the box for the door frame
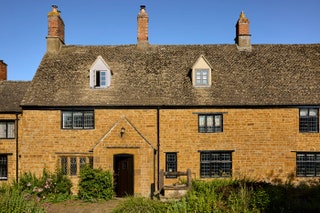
[113,154,134,197]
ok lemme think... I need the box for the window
[90,56,112,89]
[61,157,68,175]
[0,121,15,139]
[0,155,8,180]
[199,114,223,133]
[192,55,212,87]
[200,151,232,178]
[195,69,209,86]
[60,156,93,176]
[80,157,86,170]
[166,153,177,178]
[296,152,320,177]
[62,111,94,129]
[95,70,108,87]
[299,108,318,132]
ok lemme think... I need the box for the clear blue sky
[1,0,319,80]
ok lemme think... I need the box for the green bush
[78,166,113,201]
[112,178,320,213]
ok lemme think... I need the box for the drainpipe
[15,113,19,183]
[157,107,160,191]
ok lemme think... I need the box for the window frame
[200,151,232,178]
[60,156,93,176]
[296,152,320,177]
[90,56,112,89]
[198,114,223,133]
[94,70,108,88]
[0,155,8,180]
[195,69,209,86]
[61,110,94,130]
[299,108,319,133]
[165,152,177,178]
[0,120,15,139]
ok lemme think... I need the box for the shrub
[17,168,72,203]
[113,178,320,213]
[78,166,113,201]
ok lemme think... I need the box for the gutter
[157,107,160,192]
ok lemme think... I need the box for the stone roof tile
[0,81,30,112]
[21,44,320,107]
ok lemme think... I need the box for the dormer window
[192,55,212,87]
[90,56,111,89]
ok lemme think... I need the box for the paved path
[45,198,122,213]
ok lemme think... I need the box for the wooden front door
[114,154,134,197]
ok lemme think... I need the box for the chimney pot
[137,5,149,48]
[47,5,65,53]
[235,11,251,51]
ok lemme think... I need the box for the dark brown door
[114,154,134,197]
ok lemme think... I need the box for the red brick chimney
[46,5,65,53]
[0,60,7,81]
[137,5,149,48]
[235,11,251,50]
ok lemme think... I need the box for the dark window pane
[0,155,8,179]
[200,151,232,178]
[296,153,320,177]
[80,157,86,170]
[62,112,72,129]
[198,114,223,133]
[299,109,318,132]
[0,121,15,139]
[62,111,94,129]
[166,153,177,178]
[84,112,94,128]
[70,157,77,176]
[61,157,68,175]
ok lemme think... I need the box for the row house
[1,5,320,197]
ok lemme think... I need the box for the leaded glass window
[299,108,318,132]
[62,111,94,129]
[61,157,68,175]
[200,151,232,178]
[0,155,8,180]
[297,153,320,177]
[199,114,223,133]
[61,156,93,176]
[80,157,86,170]
[70,157,77,176]
[166,153,177,178]
[0,121,15,139]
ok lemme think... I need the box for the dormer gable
[191,55,212,87]
[90,56,112,88]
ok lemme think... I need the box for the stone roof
[0,81,30,112]
[21,44,320,107]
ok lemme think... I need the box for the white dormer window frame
[192,55,212,87]
[90,56,112,89]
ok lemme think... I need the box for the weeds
[112,178,320,213]
[0,184,45,213]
